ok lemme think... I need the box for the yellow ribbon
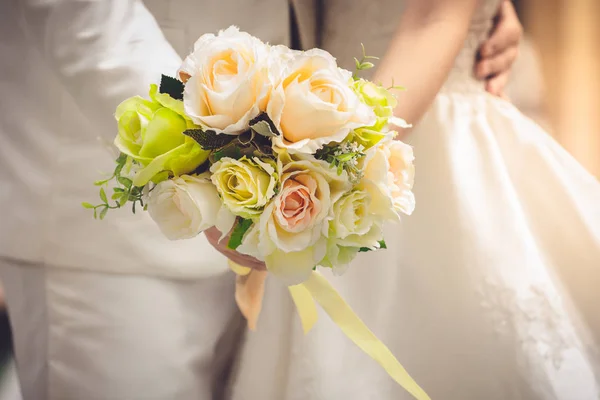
[228,261,430,400]
[288,283,318,334]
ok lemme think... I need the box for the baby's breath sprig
[82,153,149,219]
[353,43,379,80]
[315,141,367,183]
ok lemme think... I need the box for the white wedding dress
[226,1,600,399]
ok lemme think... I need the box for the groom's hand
[475,0,523,97]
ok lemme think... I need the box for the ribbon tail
[229,261,267,331]
[301,271,431,400]
[228,260,252,276]
[288,284,318,334]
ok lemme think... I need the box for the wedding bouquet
[85,26,414,282]
[85,27,427,399]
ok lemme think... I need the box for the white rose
[320,239,360,276]
[179,26,272,134]
[267,49,376,154]
[330,186,384,248]
[318,184,385,274]
[148,174,232,240]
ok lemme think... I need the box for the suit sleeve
[17,0,182,137]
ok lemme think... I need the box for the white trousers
[0,257,241,400]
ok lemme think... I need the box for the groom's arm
[17,0,182,140]
[475,0,523,96]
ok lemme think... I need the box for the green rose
[114,84,209,186]
[210,156,278,219]
[353,79,397,119]
[351,79,398,149]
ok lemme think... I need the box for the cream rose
[148,174,228,240]
[318,183,385,274]
[385,140,415,215]
[330,186,384,248]
[237,154,351,284]
[267,49,376,154]
[179,26,272,134]
[210,156,278,219]
[363,139,415,220]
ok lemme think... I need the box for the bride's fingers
[476,46,519,80]
[485,71,510,97]
[479,1,523,60]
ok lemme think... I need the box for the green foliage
[183,129,236,150]
[249,113,279,137]
[314,141,366,183]
[227,218,254,250]
[159,74,184,100]
[208,130,273,164]
[387,77,406,92]
[353,43,379,79]
[83,153,149,219]
[359,240,387,253]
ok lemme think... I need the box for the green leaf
[81,202,95,209]
[113,187,124,193]
[117,176,133,188]
[94,179,109,186]
[251,120,278,137]
[238,130,255,145]
[183,129,236,150]
[119,193,129,207]
[359,240,387,253]
[208,141,244,163]
[159,74,184,100]
[99,207,108,220]
[336,153,356,163]
[93,208,98,219]
[358,62,375,70]
[227,218,254,250]
[99,187,108,203]
[111,192,122,200]
[249,113,279,136]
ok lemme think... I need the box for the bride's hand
[204,226,267,271]
[475,0,523,96]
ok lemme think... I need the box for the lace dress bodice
[445,0,503,91]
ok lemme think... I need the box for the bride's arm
[373,0,479,132]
